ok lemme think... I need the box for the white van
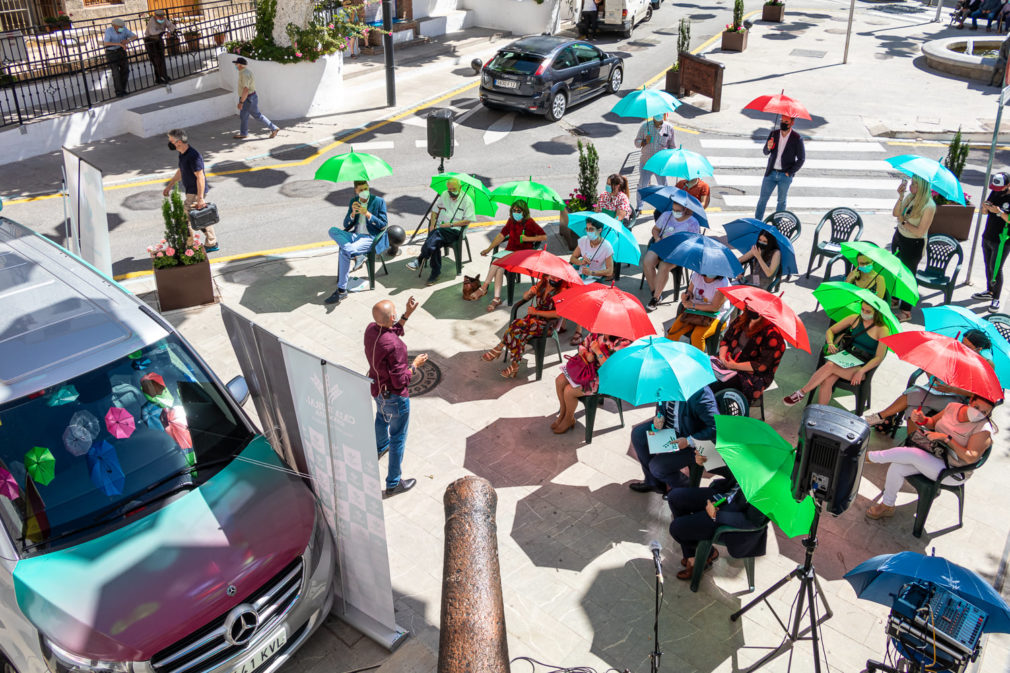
[599,0,655,39]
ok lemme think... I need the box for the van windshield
[0,335,254,555]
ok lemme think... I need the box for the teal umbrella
[643,146,715,179]
[314,150,393,183]
[490,179,565,212]
[610,88,681,118]
[566,211,642,266]
[885,154,965,205]
[598,337,715,405]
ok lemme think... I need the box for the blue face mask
[511,212,522,221]
[116,27,124,33]
[587,231,599,242]
[605,184,612,193]
[156,18,165,23]
[859,264,873,274]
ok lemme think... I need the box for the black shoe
[324,288,347,304]
[647,297,659,311]
[973,290,994,301]
[629,481,661,493]
[385,478,416,497]
[426,274,440,286]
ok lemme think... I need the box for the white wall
[460,0,561,35]
[218,52,344,120]
[412,0,461,19]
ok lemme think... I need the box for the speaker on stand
[426,108,454,174]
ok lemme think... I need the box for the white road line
[401,116,428,128]
[701,139,886,152]
[484,112,515,145]
[708,157,896,171]
[713,175,898,190]
[348,141,395,151]
[414,139,460,148]
[721,195,899,210]
[454,104,483,125]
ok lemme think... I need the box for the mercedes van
[0,218,334,673]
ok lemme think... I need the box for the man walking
[579,0,600,39]
[163,129,219,252]
[234,57,280,140]
[325,180,389,304]
[406,177,475,285]
[754,115,805,220]
[102,17,136,97]
[144,9,174,84]
[973,172,1010,312]
[364,297,427,497]
[634,114,677,218]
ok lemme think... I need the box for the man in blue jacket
[325,180,389,304]
[754,115,805,220]
[628,385,718,493]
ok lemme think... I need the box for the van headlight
[41,636,136,673]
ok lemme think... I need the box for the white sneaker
[406,259,420,271]
[989,299,1001,313]
[351,255,367,272]
[864,412,884,426]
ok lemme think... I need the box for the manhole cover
[790,48,827,58]
[408,357,441,396]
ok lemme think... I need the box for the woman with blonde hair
[890,175,935,322]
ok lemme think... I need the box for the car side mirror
[226,375,249,406]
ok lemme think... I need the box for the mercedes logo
[223,605,260,647]
[226,584,237,597]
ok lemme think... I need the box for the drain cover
[790,48,827,58]
[408,357,441,396]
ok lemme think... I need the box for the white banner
[61,148,112,277]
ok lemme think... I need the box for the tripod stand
[730,500,833,672]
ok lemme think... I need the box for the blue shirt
[177,146,206,195]
[103,26,137,49]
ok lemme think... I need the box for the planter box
[218,52,344,120]
[930,204,975,241]
[762,3,785,21]
[185,34,200,52]
[665,67,681,96]
[154,261,215,312]
[721,29,748,52]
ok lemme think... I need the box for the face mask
[672,209,685,218]
[756,241,768,250]
[549,279,562,288]
[860,310,874,322]
[587,231,599,242]
[858,264,873,274]
[966,406,987,423]
[358,190,370,201]
[745,309,760,322]
[167,141,176,151]
[780,122,791,132]
[511,212,522,221]
[605,184,612,193]
[156,18,165,23]
[116,27,124,33]
[653,116,664,123]
[448,190,459,198]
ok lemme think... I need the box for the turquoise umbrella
[610,88,682,118]
[598,337,715,405]
[923,305,1010,387]
[566,211,642,266]
[885,154,965,205]
[643,146,715,179]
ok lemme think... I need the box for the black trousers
[982,235,1010,297]
[667,481,753,559]
[419,227,460,278]
[106,48,130,95]
[144,36,170,82]
[580,10,599,37]
[890,230,925,311]
[630,420,695,491]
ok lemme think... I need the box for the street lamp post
[965,85,1010,279]
[382,0,396,107]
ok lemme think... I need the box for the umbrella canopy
[69,410,100,441]
[813,281,901,335]
[639,186,709,225]
[62,423,93,457]
[885,154,966,206]
[429,172,497,217]
[722,218,799,276]
[609,88,681,118]
[652,231,744,278]
[598,337,715,405]
[844,551,1010,633]
[881,331,1003,402]
[0,467,17,500]
[161,407,194,450]
[493,249,584,285]
[24,446,55,486]
[743,92,812,120]
[314,150,393,183]
[715,415,816,537]
[140,372,174,408]
[46,384,78,407]
[86,440,125,497]
[642,147,714,179]
[922,305,1010,386]
[719,285,811,352]
[554,283,656,341]
[490,180,565,212]
[840,241,919,305]
[566,212,642,266]
[104,407,136,440]
[141,401,164,431]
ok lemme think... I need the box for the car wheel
[622,23,634,39]
[2,655,17,673]
[645,6,654,21]
[606,67,623,94]
[546,91,567,122]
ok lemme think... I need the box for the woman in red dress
[470,199,547,312]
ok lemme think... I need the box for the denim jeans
[336,234,374,290]
[240,92,279,135]
[636,169,668,208]
[754,170,794,220]
[419,227,460,279]
[375,394,410,490]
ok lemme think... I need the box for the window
[553,47,578,70]
[573,44,602,64]
[489,50,543,75]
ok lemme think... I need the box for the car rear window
[489,50,543,75]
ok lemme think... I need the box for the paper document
[695,441,726,471]
[646,428,682,455]
[825,350,864,369]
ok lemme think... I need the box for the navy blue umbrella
[844,551,1010,633]
[652,231,744,278]
[639,186,709,227]
[722,218,798,275]
[86,440,126,497]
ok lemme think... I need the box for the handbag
[563,352,596,388]
[462,274,482,300]
[677,303,716,327]
[188,202,220,230]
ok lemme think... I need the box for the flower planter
[665,67,682,97]
[929,204,975,241]
[185,33,200,52]
[154,261,215,311]
[762,4,785,21]
[721,29,748,52]
[214,32,226,46]
[218,52,345,120]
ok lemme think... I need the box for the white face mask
[860,310,874,322]
[966,406,987,423]
[358,189,370,201]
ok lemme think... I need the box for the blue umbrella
[609,88,681,118]
[922,306,1010,387]
[844,551,1010,633]
[643,147,715,180]
[885,154,966,205]
[566,211,642,266]
[86,440,126,497]
[639,186,708,226]
[598,337,715,405]
[652,231,744,278]
[723,218,799,275]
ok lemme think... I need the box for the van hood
[12,436,315,661]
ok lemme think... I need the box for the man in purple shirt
[364,297,427,496]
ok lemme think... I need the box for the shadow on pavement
[464,416,579,487]
[234,168,291,189]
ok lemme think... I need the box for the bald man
[364,296,427,497]
[406,178,475,285]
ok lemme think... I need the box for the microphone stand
[650,558,663,673]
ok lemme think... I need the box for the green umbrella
[429,172,497,217]
[840,241,919,306]
[714,416,815,538]
[314,150,393,183]
[25,446,56,486]
[490,179,565,212]
[813,281,900,335]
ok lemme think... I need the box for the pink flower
[166,247,175,256]
[185,249,194,257]
[295,51,302,57]
[146,246,153,252]
[328,23,334,29]
[156,252,164,257]
[160,238,166,243]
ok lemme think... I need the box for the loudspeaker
[791,404,870,516]
[426,109,454,159]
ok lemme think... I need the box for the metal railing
[0,0,254,127]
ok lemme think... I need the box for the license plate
[236,629,288,673]
[495,78,518,89]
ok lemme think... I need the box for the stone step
[417,9,473,37]
[123,87,233,138]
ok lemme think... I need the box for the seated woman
[864,329,991,433]
[643,204,702,311]
[782,302,891,406]
[568,220,615,345]
[552,332,631,434]
[709,307,786,404]
[844,253,886,298]
[736,231,781,289]
[865,396,996,519]
[595,174,632,223]
[482,276,565,378]
[472,199,547,312]
[665,272,731,350]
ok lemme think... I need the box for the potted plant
[559,139,599,250]
[666,18,690,97]
[150,188,215,311]
[43,12,72,33]
[929,129,974,241]
[763,0,785,22]
[214,31,227,46]
[184,28,201,52]
[722,0,748,52]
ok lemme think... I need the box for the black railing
[0,0,255,128]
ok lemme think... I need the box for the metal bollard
[438,476,509,673]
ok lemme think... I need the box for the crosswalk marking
[708,157,895,172]
[414,139,460,148]
[701,139,886,153]
[349,141,395,151]
[721,194,899,210]
[713,176,898,190]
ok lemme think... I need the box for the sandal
[486,297,503,312]
[569,333,583,346]
[482,345,504,362]
[501,361,520,378]
[470,287,487,301]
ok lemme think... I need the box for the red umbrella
[719,285,811,353]
[493,249,584,286]
[160,407,193,450]
[881,331,1004,402]
[744,92,812,121]
[553,282,656,341]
